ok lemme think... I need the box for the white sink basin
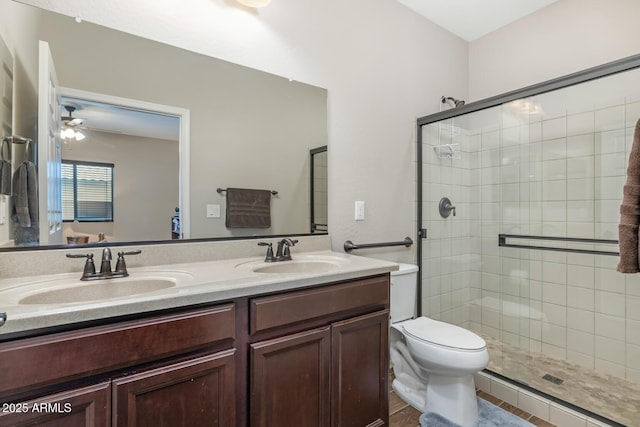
[19,278,176,305]
[253,261,341,274]
[11,271,193,305]
[237,255,349,274]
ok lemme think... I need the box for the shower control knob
[439,197,456,218]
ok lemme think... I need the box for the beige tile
[490,377,519,406]
[518,389,550,421]
[483,334,640,426]
[529,416,557,427]
[474,372,491,393]
[586,417,615,427]
[549,403,587,427]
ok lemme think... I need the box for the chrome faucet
[100,248,113,274]
[257,238,298,262]
[67,248,142,281]
[275,238,298,261]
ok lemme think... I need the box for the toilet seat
[402,317,486,351]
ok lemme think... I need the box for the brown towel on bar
[618,117,640,272]
[225,188,271,228]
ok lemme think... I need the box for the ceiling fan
[60,105,87,141]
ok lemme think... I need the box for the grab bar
[344,236,413,252]
[498,234,619,256]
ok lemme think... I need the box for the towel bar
[498,234,619,256]
[217,187,278,195]
[3,136,33,161]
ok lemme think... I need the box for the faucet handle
[120,249,142,256]
[115,250,142,274]
[258,242,275,262]
[66,253,96,277]
[282,239,298,257]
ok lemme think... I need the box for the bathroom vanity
[0,247,396,426]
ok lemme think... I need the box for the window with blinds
[62,160,114,222]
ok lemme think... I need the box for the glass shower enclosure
[417,54,640,426]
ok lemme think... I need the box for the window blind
[62,161,114,222]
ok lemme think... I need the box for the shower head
[441,96,465,108]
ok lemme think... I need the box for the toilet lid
[402,317,486,350]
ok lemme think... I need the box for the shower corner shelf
[433,143,460,159]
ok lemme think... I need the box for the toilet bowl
[390,264,489,427]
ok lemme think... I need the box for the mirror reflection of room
[0,1,328,249]
[59,97,180,245]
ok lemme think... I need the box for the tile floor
[388,374,556,427]
[483,335,639,426]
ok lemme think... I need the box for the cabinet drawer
[0,304,235,397]
[250,275,389,335]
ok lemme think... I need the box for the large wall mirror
[0,0,328,251]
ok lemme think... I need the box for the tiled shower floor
[483,335,640,426]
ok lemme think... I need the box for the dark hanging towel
[225,188,271,228]
[12,160,38,227]
[0,138,10,195]
[618,117,640,273]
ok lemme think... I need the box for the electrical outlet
[355,201,365,221]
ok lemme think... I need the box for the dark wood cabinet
[0,382,110,427]
[249,276,390,427]
[250,327,331,427]
[0,273,390,427]
[112,349,236,427]
[331,310,389,427]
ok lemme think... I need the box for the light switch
[206,204,221,218]
[355,201,365,221]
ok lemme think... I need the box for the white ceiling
[47,0,558,138]
[61,97,180,142]
[396,0,558,41]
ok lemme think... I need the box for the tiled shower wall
[421,120,476,326]
[421,69,640,385]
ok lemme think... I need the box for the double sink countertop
[0,251,398,337]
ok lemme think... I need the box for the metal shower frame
[415,53,640,316]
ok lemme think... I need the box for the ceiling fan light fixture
[237,0,272,7]
[74,131,86,141]
[62,127,76,139]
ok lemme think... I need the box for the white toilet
[390,264,489,427]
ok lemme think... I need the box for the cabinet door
[0,382,110,427]
[250,327,331,427]
[112,349,235,427]
[331,310,389,427]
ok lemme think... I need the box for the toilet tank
[390,263,419,323]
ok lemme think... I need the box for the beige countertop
[0,251,398,337]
